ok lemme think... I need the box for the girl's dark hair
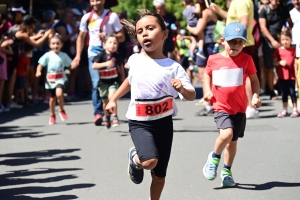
[103,34,118,44]
[49,33,63,43]
[198,0,207,11]
[121,9,167,39]
[280,31,292,39]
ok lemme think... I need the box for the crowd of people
[1,0,300,199]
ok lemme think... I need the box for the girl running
[106,9,196,200]
[36,34,74,125]
[273,31,299,117]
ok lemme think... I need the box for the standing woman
[1,15,53,108]
[187,0,218,116]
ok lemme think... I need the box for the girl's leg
[56,87,64,111]
[150,174,165,200]
[49,96,56,116]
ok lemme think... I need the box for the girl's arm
[0,46,13,55]
[111,78,131,102]
[35,64,43,77]
[16,29,53,48]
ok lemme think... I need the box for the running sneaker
[290,110,299,118]
[105,121,111,129]
[128,147,144,184]
[196,50,207,60]
[49,115,56,125]
[195,98,206,106]
[9,102,23,109]
[112,116,120,127]
[220,168,235,187]
[94,114,103,126]
[59,110,68,121]
[246,107,259,119]
[0,104,10,112]
[195,107,213,116]
[203,151,219,180]
[277,110,288,118]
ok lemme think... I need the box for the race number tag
[99,67,118,79]
[47,73,64,81]
[135,96,174,121]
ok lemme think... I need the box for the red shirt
[206,53,257,114]
[17,54,30,76]
[273,47,296,80]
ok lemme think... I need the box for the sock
[223,164,231,171]
[132,154,141,168]
[283,107,287,111]
[212,152,221,159]
[293,107,297,112]
[205,106,212,111]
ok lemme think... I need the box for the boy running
[202,22,261,187]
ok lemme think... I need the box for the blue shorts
[16,76,26,89]
[196,43,215,67]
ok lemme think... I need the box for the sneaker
[290,110,299,118]
[203,151,220,180]
[59,110,68,121]
[195,98,206,106]
[128,147,144,184]
[112,116,120,127]
[94,114,103,126]
[105,121,111,129]
[196,50,207,60]
[195,107,213,116]
[9,102,23,109]
[0,104,10,112]
[188,57,196,65]
[49,115,56,125]
[277,110,288,118]
[246,107,259,119]
[220,168,235,187]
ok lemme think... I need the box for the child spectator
[273,31,299,117]
[92,34,125,128]
[182,0,206,60]
[202,22,261,187]
[16,45,31,105]
[0,38,13,112]
[36,34,74,125]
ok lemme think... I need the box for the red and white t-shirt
[273,47,296,80]
[206,53,257,115]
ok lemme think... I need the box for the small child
[183,0,206,60]
[0,38,13,112]
[203,22,261,187]
[106,9,196,199]
[16,46,31,105]
[92,34,125,129]
[273,31,299,117]
[36,34,74,125]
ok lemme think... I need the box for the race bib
[99,67,118,79]
[212,68,243,87]
[47,73,64,81]
[135,96,174,121]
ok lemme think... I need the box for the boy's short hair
[223,22,247,42]
[103,34,118,44]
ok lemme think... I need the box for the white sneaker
[9,102,23,109]
[0,104,10,112]
[246,107,259,119]
[195,98,206,106]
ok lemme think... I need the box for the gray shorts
[213,111,246,141]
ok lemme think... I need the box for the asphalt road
[0,94,300,200]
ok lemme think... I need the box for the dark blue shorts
[196,43,215,67]
[16,76,26,89]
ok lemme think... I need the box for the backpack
[85,10,112,46]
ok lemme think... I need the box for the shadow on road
[0,126,58,139]
[5,195,78,200]
[0,149,81,166]
[214,181,300,190]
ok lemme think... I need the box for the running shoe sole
[95,117,103,126]
[112,123,119,128]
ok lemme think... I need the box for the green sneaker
[203,151,220,180]
[221,168,235,187]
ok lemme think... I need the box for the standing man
[72,0,124,125]
[210,0,259,119]
[153,0,178,58]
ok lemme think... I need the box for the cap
[223,22,247,42]
[23,15,37,25]
[12,6,26,14]
[179,29,186,35]
[153,0,165,6]
[72,8,82,16]
[287,0,293,5]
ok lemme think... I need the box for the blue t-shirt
[38,51,72,89]
[183,6,198,27]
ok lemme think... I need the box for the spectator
[0,14,12,37]
[259,0,293,100]
[72,0,125,126]
[57,0,90,16]
[290,0,300,59]
[153,0,178,58]
[187,0,218,116]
